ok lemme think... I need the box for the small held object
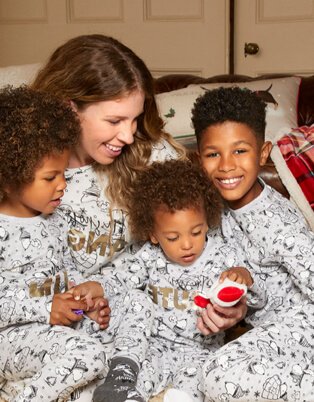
[73,309,84,315]
[194,278,247,309]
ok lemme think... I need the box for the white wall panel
[67,0,123,23]
[258,0,314,22]
[144,0,204,21]
[0,0,47,23]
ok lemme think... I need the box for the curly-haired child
[0,85,109,401]
[192,87,314,401]
[0,86,154,402]
[89,159,265,402]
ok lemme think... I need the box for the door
[234,0,314,76]
[0,0,229,77]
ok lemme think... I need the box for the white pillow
[156,77,301,142]
[0,63,42,88]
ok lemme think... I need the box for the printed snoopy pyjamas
[0,213,154,402]
[104,229,266,402]
[202,182,314,402]
[0,213,107,401]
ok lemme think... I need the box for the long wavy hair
[32,34,185,208]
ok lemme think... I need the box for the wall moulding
[257,0,314,23]
[150,68,203,78]
[144,0,204,22]
[255,69,314,76]
[0,0,48,24]
[66,0,124,23]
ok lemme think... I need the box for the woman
[28,34,246,401]
[32,34,185,277]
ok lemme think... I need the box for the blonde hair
[32,34,185,208]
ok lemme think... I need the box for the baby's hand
[68,281,104,310]
[85,296,111,330]
[220,266,253,287]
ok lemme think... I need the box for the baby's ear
[259,141,272,166]
[149,233,159,245]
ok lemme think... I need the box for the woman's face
[72,89,145,167]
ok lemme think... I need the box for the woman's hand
[50,293,87,326]
[196,297,247,336]
[85,296,111,330]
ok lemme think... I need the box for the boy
[0,86,152,402]
[0,85,107,401]
[192,87,314,401]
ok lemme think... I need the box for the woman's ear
[259,141,272,166]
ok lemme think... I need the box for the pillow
[155,77,301,142]
[0,62,42,88]
[271,125,314,230]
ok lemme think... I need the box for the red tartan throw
[277,126,314,210]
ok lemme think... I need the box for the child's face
[150,206,208,266]
[6,150,69,217]
[198,121,271,209]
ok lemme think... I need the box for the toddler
[90,159,265,402]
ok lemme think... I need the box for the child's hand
[85,296,111,330]
[68,281,104,310]
[220,266,253,287]
[50,293,87,326]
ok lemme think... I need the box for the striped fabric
[277,126,314,210]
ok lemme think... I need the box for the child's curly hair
[191,86,266,144]
[128,159,223,242]
[0,85,81,200]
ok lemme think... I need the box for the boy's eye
[44,176,56,182]
[205,152,219,158]
[234,149,247,155]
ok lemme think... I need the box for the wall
[0,0,229,77]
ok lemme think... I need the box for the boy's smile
[198,121,271,209]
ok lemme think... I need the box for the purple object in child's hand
[73,309,84,315]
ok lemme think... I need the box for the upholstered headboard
[154,73,314,127]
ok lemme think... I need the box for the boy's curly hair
[191,86,267,144]
[0,85,81,199]
[128,159,223,242]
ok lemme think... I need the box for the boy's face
[198,121,272,209]
[6,150,69,217]
[150,206,208,266]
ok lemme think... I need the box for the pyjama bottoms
[202,306,314,402]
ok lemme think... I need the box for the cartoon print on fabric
[202,185,314,402]
[60,169,128,273]
[99,230,266,402]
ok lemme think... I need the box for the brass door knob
[244,42,259,57]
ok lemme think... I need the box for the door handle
[244,42,259,57]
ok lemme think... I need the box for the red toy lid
[217,286,244,302]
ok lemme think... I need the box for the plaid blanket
[277,126,314,210]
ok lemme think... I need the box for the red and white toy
[194,278,247,309]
